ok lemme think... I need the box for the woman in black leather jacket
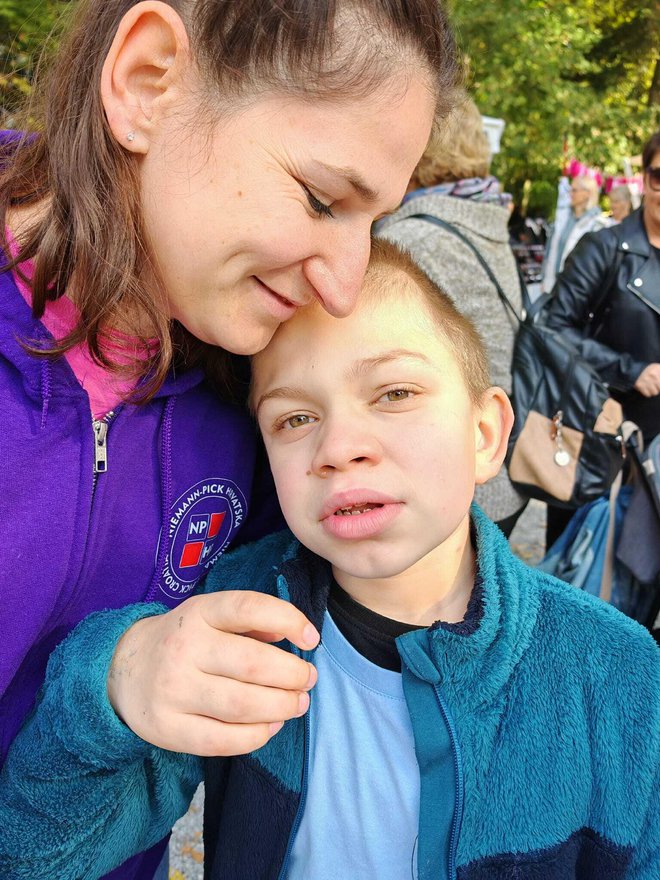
[543,131,660,546]
[545,131,660,444]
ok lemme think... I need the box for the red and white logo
[157,479,247,600]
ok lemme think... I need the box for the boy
[1,241,658,880]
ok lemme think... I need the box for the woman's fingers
[162,716,288,758]
[634,363,660,397]
[195,629,317,691]
[107,591,321,755]
[198,590,320,651]
[184,672,311,725]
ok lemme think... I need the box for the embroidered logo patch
[157,478,248,600]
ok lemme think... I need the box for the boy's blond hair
[249,238,491,412]
[364,238,491,403]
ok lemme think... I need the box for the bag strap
[402,213,526,325]
[600,421,643,602]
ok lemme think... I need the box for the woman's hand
[107,591,319,756]
[634,363,660,397]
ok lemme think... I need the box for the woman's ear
[100,1,190,154]
[474,386,514,485]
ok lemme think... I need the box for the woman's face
[644,149,660,234]
[609,195,630,222]
[139,78,435,354]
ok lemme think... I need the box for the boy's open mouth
[334,503,384,516]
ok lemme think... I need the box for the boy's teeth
[334,503,381,516]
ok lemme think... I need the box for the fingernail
[305,663,317,690]
[303,624,320,647]
[297,692,310,716]
[269,721,285,736]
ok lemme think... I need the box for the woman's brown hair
[0,0,460,401]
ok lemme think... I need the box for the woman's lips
[254,277,299,320]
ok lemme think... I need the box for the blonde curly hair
[412,96,491,187]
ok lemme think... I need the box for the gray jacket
[377,192,526,521]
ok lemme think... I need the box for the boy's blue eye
[303,185,334,218]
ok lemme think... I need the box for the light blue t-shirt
[286,611,421,880]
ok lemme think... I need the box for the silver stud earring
[126,132,136,143]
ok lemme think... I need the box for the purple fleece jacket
[0,261,272,879]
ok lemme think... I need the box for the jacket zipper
[92,410,120,498]
[277,660,312,880]
[433,684,464,880]
[47,409,119,632]
[93,410,115,475]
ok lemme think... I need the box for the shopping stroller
[540,427,660,642]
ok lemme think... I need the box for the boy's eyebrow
[347,349,432,379]
[255,385,310,414]
[255,350,431,413]
[312,161,380,204]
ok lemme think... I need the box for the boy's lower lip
[321,503,403,540]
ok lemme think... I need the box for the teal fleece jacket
[0,508,658,879]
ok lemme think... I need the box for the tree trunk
[649,57,660,107]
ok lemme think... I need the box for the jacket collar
[396,507,540,710]
[0,262,205,403]
[377,191,511,245]
[616,207,651,257]
[236,507,541,711]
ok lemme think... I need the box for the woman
[544,130,660,546]
[541,174,609,295]
[0,2,460,878]
[376,96,527,534]
[608,184,633,223]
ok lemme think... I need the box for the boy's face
[253,279,502,582]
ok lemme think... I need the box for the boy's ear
[100,1,190,154]
[474,387,514,485]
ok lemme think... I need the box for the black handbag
[401,213,624,509]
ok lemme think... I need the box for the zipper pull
[93,419,109,473]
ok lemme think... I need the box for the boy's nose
[310,418,383,477]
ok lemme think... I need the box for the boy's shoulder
[523,561,659,697]
[475,507,658,697]
[203,529,300,596]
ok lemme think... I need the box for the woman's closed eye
[301,184,334,218]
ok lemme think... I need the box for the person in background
[541,174,609,294]
[377,96,526,535]
[0,1,459,878]
[609,184,634,223]
[544,130,660,548]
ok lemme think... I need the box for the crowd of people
[0,2,658,880]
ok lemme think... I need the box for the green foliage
[527,180,557,219]
[0,1,68,122]
[0,0,657,201]
[449,0,660,202]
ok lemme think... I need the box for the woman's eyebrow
[312,160,380,204]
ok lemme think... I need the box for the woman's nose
[304,223,372,318]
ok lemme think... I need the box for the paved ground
[168,500,548,878]
[169,784,204,880]
[508,498,547,566]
